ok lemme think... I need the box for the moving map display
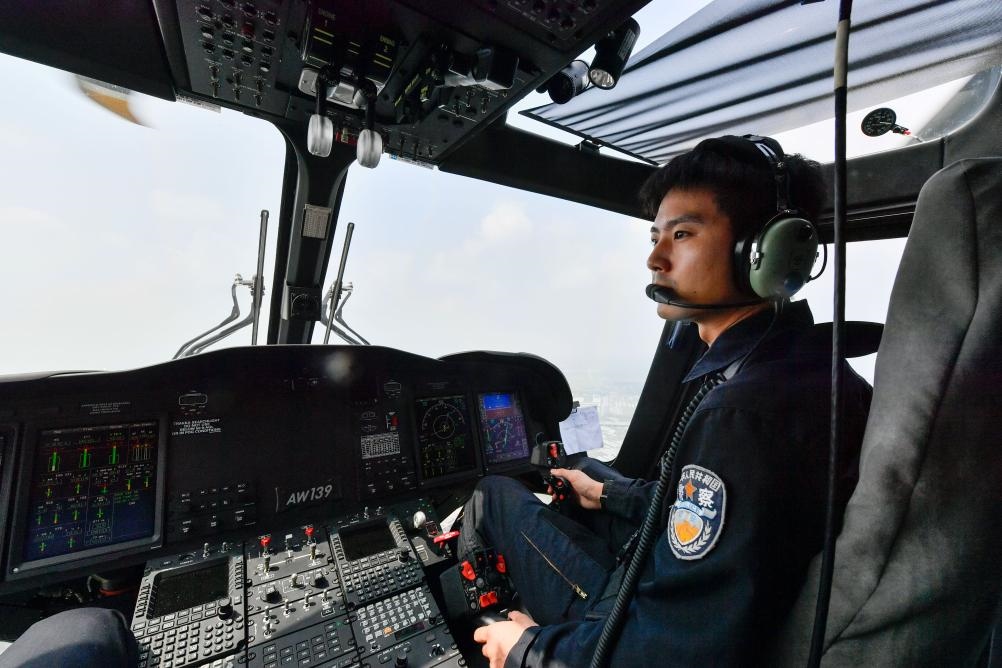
[478,393,530,465]
[22,421,159,563]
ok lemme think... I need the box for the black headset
[727,134,820,300]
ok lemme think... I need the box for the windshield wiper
[173,211,270,359]
[321,221,370,346]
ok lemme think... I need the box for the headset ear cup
[733,233,754,295]
[748,215,819,299]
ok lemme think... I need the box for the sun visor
[522,0,1002,164]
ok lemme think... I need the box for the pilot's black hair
[638,136,826,241]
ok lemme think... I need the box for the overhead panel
[523,0,1002,164]
[156,0,651,166]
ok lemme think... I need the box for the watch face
[861,107,897,137]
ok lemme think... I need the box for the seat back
[772,158,1002,666]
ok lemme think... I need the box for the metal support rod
[173,278,245,359]
[251,210,269,345]
[334,285,370,345]
[808,3,853,666]
[324,222,355,344]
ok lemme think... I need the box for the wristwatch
[599,480,613,510]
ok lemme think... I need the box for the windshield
[0,53,285,374]
[319,159,663,457]
[0,52,666,457]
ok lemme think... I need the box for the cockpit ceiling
[523,0,1002,164]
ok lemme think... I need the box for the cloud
[479,202,532,243]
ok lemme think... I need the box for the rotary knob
[259,584,280,603]
[217,598,233,619]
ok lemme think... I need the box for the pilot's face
[646,187,744,321]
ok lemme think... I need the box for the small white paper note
[559,405,604,455]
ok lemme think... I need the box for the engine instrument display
[415,395,476,480]
[478,393,531,466]
[21,422,159,564]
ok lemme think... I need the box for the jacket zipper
[520,531,588,600]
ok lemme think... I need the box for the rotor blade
[75,75,146,126]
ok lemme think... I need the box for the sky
[0,0,974,389]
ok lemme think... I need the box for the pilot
[462,135,873,667]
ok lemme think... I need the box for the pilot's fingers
[508,610,538,627]
[473,625,488,644]
[550,469,602,508]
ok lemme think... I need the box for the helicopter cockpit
[1,1,1001,667]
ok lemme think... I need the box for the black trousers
[457,459,638,625]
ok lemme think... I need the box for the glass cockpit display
[21,422,159,564]
[478,393,531,466]
[415,395,476,480]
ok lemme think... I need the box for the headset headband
[695,134,794,215]
[742,134,792,213]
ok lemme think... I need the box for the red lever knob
[260,535,271,550]
[461,561,476,581]
[433,529,460,544]
[304,525,315,539]
[495,554,507,574]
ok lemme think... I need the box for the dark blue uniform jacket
[507,301,871,667]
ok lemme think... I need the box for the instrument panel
[0,344,572,592]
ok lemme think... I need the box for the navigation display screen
[414,395,476,480]
[478,393,531,466]
[22,422,159,564]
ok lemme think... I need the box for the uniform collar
[682,300,814,383]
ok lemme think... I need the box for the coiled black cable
[589,374,722,668]
[589,304,780,667]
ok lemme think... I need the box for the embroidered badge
[667,465,726,560]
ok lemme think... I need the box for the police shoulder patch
[667,465,726,560]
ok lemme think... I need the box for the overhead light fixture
[546,60,590,104]
[588,18,640,90]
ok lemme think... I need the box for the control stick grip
[546,475,571,510]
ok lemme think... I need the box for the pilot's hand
[473,611,538,668]
[550,468,603,510]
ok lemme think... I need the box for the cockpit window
[797,237,908,383]
[322,160,664,458]
[0,54,285,374]
[773,68,1002,162]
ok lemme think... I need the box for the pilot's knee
[475,474,524,495]
[0,607,137,668]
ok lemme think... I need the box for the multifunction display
[478,393,530,466]
[339,520,397,562]
[22,422,159,563]
[414,395,475,480]
[149,559,229,618]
